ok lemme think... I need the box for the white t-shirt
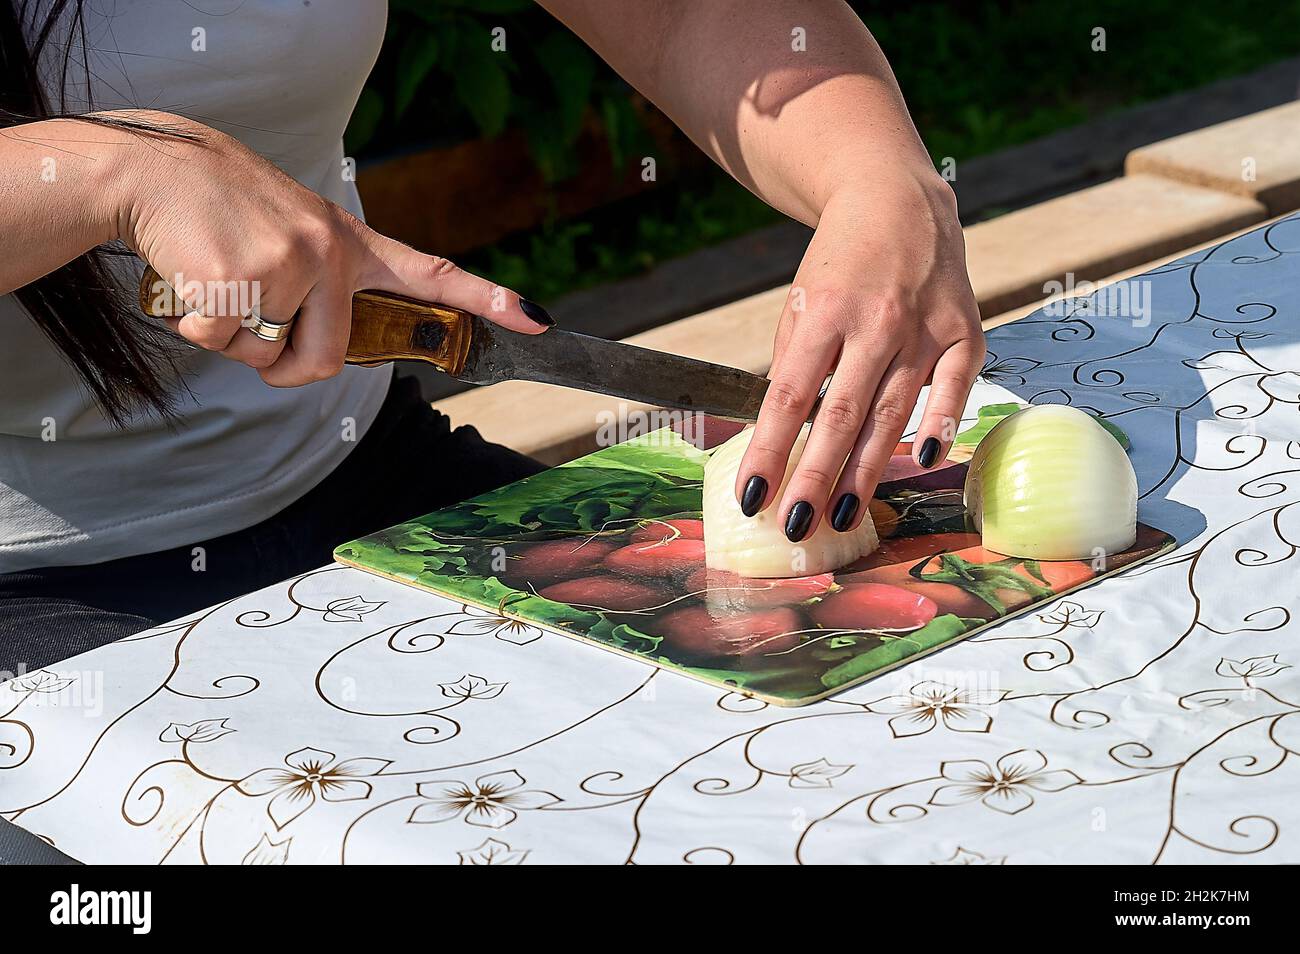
[0,0,394,572]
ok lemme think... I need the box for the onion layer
[702,426,879,578]
[964,405,1137,560]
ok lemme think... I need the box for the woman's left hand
[733,168,986,541]
[536,0,987,542]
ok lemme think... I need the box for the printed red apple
[842,563,996,620]
[504,538,620,585]
[657,605,803,658]
[538,576,665,612]
[809,582,938,632]
[629,518,705,544]
[606,538,705,579]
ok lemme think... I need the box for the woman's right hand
[115,111,554,386]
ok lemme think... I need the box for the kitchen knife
[137,265,773,422]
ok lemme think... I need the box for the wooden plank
[1126,101,1300,214]
[964,174,1265,317]
[984,210,1297,329]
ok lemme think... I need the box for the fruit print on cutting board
[335,411,1174,705]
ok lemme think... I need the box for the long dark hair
[2,1,194,424]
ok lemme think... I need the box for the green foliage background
[350,0,1300,300]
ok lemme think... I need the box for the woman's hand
[117,112,553,386]
[734,167,986,540]
[535,1,987,541]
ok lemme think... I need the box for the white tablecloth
[4,216,1300,864]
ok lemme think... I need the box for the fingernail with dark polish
[740,475,767,517]
[785,501,814,542]
[918,436,942,469]
[518,299,555,328]
[830,493,860,532]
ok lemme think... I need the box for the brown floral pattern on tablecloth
[3,217,1300,864]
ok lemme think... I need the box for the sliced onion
[702,425,879,578]
[964,405,1137,560]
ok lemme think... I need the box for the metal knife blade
[458,316,772,422]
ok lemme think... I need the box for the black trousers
[0,372,544,675]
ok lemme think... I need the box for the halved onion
[702,425,879,578]
[964,405,1137,560]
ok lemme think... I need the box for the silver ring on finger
[241,310,295,343]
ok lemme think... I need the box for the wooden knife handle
[346,289,474,374]
[137,265,475,375]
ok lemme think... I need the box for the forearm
[0,118,136,294]
[541,0,935,226]
[544,0,982,535]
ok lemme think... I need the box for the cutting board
[335,407,1174,706]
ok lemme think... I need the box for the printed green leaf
[820,614,972,690]
[954,402,1131,450]
[952,403,1023,446]
[590,620,663,655]
[389,433,707,541]
[1094,416,1132,451]
[915,553,1055,613]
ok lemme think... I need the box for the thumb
[358,231,554,335]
